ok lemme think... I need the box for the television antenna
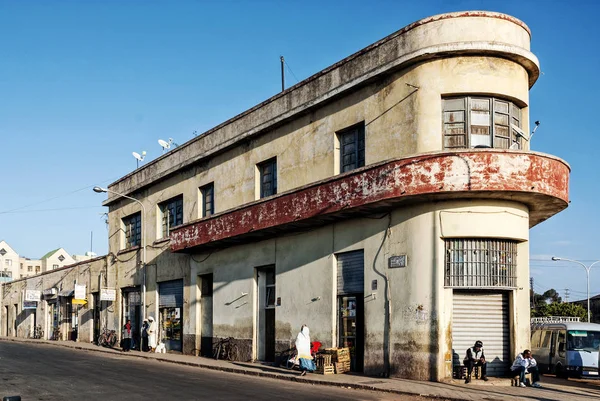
[158,138,179,153]
[132,151,147,168]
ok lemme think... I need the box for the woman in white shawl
[295,325,315,376]
[147,315,157,351]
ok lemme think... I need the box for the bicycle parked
[32,325,44,339]
[97,327,118,348]
[50,326,61,341]
[213,337,240,361]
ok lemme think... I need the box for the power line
[0,176,118,215]
[0,206,103,214]
[284,58,300,84]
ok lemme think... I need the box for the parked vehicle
[531,317,600,379]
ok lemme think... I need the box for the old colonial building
[2,12,570,381]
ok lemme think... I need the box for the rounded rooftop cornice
[403,11,531,37]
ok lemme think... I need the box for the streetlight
[93,186,147,339]
[551,256,600,322]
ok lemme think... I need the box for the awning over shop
[58,289,74,297]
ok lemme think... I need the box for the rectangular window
[5,259,11,266]
[200,183,214,218]
[159,195,184,238]
[258,158,277,198]
[35,267,40,273]
[122,212,142,248]
[27,266,32,272]
[52,264,59,269]
[445,238,517,288]
[20,263,23,270]
[443,96,522,150]
[338,123,365,173]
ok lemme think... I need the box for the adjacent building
[2,11,570,381]
[0,241,19,282]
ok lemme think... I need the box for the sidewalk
[2,336,599,401]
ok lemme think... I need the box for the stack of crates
[315,353,334,375]
[325,347,351,374]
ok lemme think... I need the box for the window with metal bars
[259,158,277,198]
[200,183,214,218]
[159,195,183,238]
[123,212,141,248]
[338,123,365,173]
[445,239,517,288]
[443,97,523,150]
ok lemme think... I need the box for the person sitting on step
[511,349,541,388]
[464,340,488,383]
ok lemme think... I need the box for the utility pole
[530,277,534,309]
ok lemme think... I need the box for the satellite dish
[158,139,171,150]
[132,150,147,168]
[158,138,179,153]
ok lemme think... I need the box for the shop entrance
[336,250,364,372]
[256,266,275,362]
[48,300,59,340]
[158,280,183,352]
[122,288,141,350]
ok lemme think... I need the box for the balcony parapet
[171,150,569,252]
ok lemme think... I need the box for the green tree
[531,301,587,321]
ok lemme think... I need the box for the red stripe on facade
[170,151,569,252]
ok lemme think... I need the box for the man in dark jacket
[464,340,489,383]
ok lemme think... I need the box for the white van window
[567,330,600,352]
[531,330,542,348]
[541,330,552,348]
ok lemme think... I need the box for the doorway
[158,280,183,352]
[200,274,213,357]
[122,288,141,350]
[93,293,100,344]
[256,266,276,362]
[4,305,8,336]
[336,250,365,372]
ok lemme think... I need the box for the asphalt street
[0,341,422,401]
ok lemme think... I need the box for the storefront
[158,280,183,352]
[122,287,141,350]
[43,288,58,340]
[58,289,75,341]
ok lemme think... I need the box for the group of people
[121,316,157,353]
[463,340,542,388]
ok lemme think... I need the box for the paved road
[0,342,427,400]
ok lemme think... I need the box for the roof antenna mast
[280,56,285,92]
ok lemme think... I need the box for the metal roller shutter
[337,250,364,295]
[159,279,183,308]
[452,292,510,376]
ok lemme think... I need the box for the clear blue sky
[1,0,598,299]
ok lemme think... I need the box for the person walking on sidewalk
[295,325,315,376]
[122,320,132,352]
[147,316,157,352]
[511,349,541,388]
[464,340,488,383]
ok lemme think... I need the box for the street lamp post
[93,186,147,339]
[551,256,600,322]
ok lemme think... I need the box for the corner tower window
[443,97,523,150]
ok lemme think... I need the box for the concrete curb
[1,338,464,400]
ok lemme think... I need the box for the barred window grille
[160,195,184,238]
[445,239,517,288]
[123,212,142,248]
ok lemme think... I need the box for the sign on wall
[74,284,86,300]
[24,290,41,302]
[23,301,37,309]
[100,288,116,301]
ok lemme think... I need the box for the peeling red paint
[170,151,569,252]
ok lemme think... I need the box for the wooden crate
[315,354,332,367]
[334,360,351,374]
[315,364,335,375]
[324,347,351,363]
